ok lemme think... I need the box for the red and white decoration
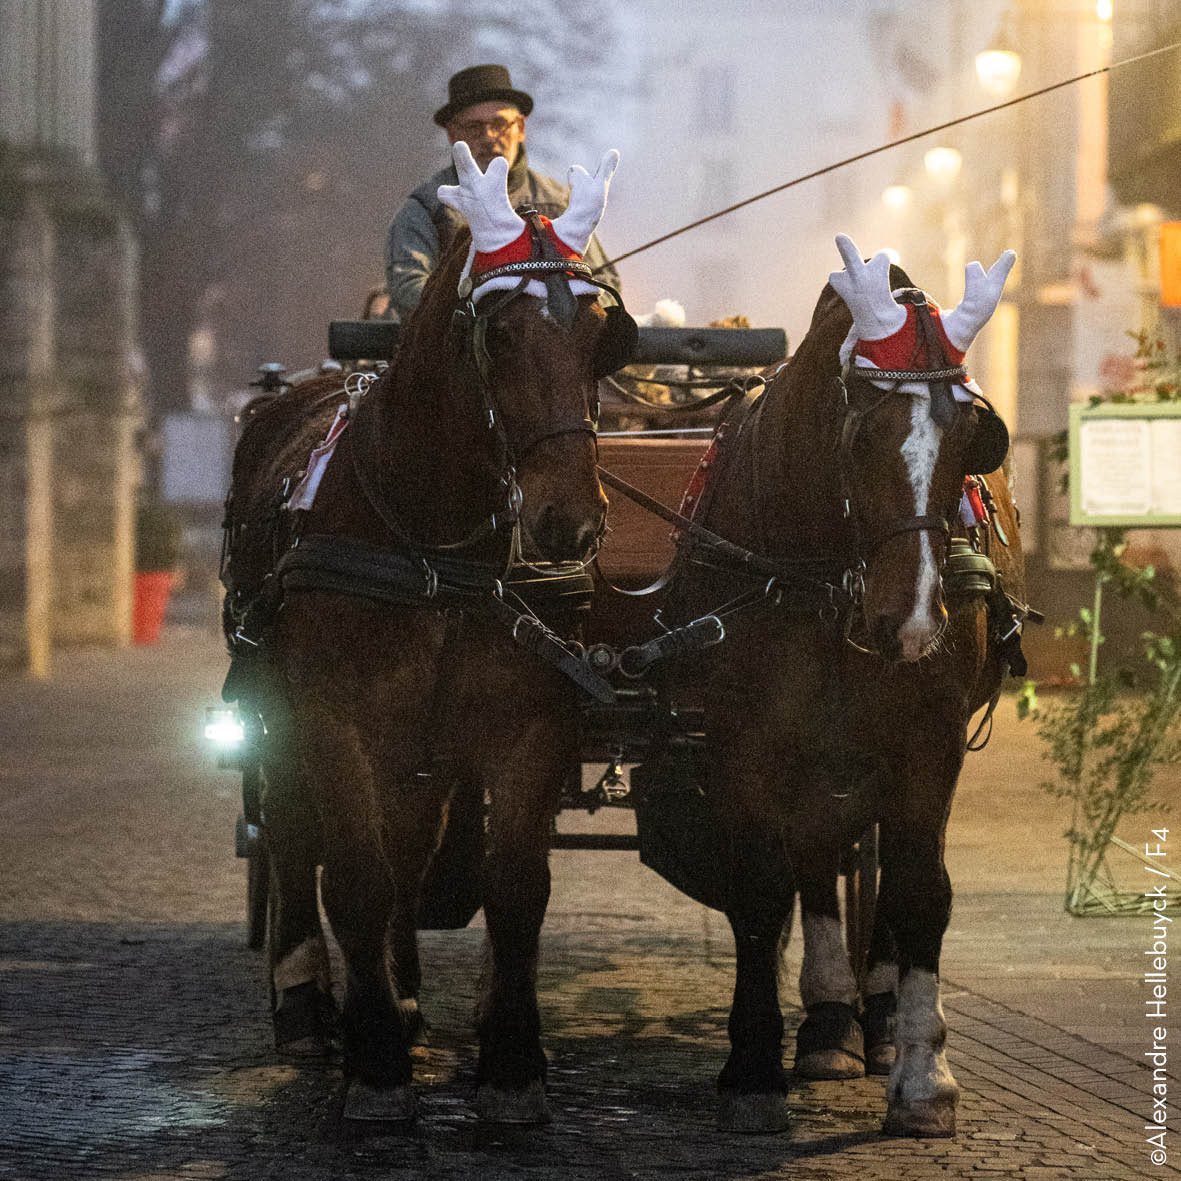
[437,141,620,302]
[286,404,349,512]
[829,233,1016,402]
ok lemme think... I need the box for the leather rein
[228,234,629,703]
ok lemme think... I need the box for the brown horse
[221,143,632,1123]
[637,235,1026,1134]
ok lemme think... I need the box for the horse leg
[793,855,865,1080]
[305,720,431,1123]
[381,771,467,1050]
[718,908,793,1132]
[318,846,418,1122]
[473,755,563,1124]
[262,760,337,1056]
[715,764,794,1132]
[861,914,898,1075]
[877,760,960,1138]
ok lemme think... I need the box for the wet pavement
[0,627,1177,1179]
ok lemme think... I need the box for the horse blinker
[593,304,639,379]
[963,406,1009,475]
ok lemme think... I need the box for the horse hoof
[475,1080,550,1125]
[794,1002,865,1079]
[865,1042,896,1075]
[273,982,338,1057]
[882,1096,957,1138]
[860,993,895,1076]
[718,1092,792,1134]
[344,1081,417,1123]
[795,1048,865,1080]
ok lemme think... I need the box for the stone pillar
[0,1,141,673]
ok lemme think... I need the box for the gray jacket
[384,147,619,320]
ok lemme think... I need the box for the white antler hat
[437,142,524,255]
[829,234,1016,391]
[440,145,621,301]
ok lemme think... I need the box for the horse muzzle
[866,602,948,663]
[526,498,607,563]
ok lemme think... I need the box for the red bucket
[132,571,176,645]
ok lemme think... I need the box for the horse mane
[784,261,915,387]
[712,262,920,558]
[395,228,474,372]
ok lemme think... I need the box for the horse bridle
[350,216,634,558]
[453,209,635,455]
[833,288,980,587]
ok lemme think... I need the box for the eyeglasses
[452,115,520,140]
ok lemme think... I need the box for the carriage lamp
[204,707,246,748]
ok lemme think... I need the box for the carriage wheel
[246,831,271,950]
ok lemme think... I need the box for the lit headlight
[204,707,246,747]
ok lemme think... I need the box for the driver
[384,64,619,321]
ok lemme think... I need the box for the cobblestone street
[1,628,1178,1179]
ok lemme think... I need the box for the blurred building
[608,0,1179,665]
[0,0,142,674]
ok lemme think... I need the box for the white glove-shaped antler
[437,142,524,254]
[551,149,621,256]
[941,251,1017,351]
[827,234,906,342]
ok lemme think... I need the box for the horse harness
[223,223,643,714]
[592,304,1038,697]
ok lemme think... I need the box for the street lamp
[975,12,1022,98]
[923,146,963,186]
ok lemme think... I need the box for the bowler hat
[434,64,534,127]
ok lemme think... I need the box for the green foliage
[1032,538,1180,913]
[1049,330,1180,497]
[1030,331,1181,911]
[135,496,183,572]
[1015,679,1040,720]
[1127,328,1181,401]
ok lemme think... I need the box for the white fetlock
[273,934,331,993]
[883,968,959,1137]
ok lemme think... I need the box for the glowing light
[975,47,1022,96]
[204,709,245,746]
[882,185,912,212]
[1096,0,1112,21]
[975,14,1022,97]
[923,146,962,185]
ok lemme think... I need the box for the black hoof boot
[861,991,896,1075]
[794,1001,865,1079]
[274,981,339,1057]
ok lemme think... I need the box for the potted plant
[133,493,183,644]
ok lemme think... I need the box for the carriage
[214,316,876,934]
[208,145,1033,1133]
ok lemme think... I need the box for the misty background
[98,0,629,413]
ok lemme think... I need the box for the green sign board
[1069,402,1181,527]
